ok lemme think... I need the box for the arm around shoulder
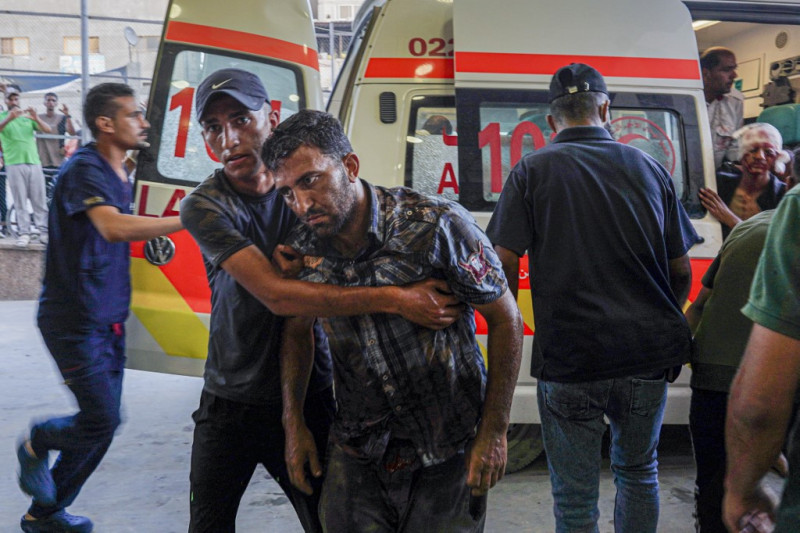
[219,244,462,327]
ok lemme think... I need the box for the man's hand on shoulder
[397,279,464,330]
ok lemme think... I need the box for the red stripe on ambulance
[455,52,701,80]
[165,21,319,71]
[364,58,454,79]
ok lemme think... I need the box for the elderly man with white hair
[700,122,790,239]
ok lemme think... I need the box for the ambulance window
[455,89,704,217]
[404,96,458,201]
[609,109,685,196]
[474,102,554,205]
[154,49,304,184]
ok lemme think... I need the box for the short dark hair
[700,47,735,71]
[44,92,57,100]
[261,109,353,172]
[84,83,135,137]
[549,91,607,126]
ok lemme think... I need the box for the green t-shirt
[692,210,774,392]
[0,111,41,165]
[742,186,800,340]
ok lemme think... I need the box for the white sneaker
[38,232,48,245]
[15,234,30,248]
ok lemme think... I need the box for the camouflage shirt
[285,181,507,466]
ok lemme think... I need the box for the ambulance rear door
[452,0,716,425]
[128,0,323,375]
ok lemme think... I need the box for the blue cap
[195,68,270,121]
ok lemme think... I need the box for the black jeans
[689,388,728,533]
[188,387,335,533]
[320,442,486,533]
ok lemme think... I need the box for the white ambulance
[130,0,800,471]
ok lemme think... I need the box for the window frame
[136,43,308,188]
[63,36,100,55]
[454,88,705,217]
[1,37,30,56]
[404,95,457,193]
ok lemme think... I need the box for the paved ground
[0,300,785,532]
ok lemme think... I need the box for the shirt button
[382,374,388,381]
[395,405,403,412]
[368,339,376,346]
[406,210,413,216]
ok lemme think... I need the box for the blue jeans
[29,323,126,518]
[537,372,667,533]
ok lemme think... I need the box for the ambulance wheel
[505,423,544,473]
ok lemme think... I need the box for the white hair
[734,122,792,174]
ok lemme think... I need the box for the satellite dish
[124,26,139,47]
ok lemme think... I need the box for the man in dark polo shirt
[486,63,697,532]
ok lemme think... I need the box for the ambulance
[129,0,800,471]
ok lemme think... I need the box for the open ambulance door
[127,0,323,376]
[451,0,718,433]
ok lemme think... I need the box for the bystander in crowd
[685,207,778,533]
[702,47,744,170]
[723,176,800,533]
[37,92,77,181]
[0,84,51,247]
[699,123,789,239]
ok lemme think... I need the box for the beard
[308,165,357,242]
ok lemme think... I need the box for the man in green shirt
[723,184,800,532]
[685,209,774,532]
[0,85,51,247]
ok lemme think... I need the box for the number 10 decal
[479,121,547,193]
[169,87,220,162]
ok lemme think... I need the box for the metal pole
[81,0,91,144]
[329,21,335,90]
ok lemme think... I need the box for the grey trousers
[7,163,48,235]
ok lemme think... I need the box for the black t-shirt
[486,126,697,382]
[182,170,332,405]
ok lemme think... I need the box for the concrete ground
[0,300,785,532]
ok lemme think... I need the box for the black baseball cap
[195,68,270,121]
[548,63,608,103]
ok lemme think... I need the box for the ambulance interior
[694,18,800,130]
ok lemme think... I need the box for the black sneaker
[16,438,56,506]
[20,511,93,533]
